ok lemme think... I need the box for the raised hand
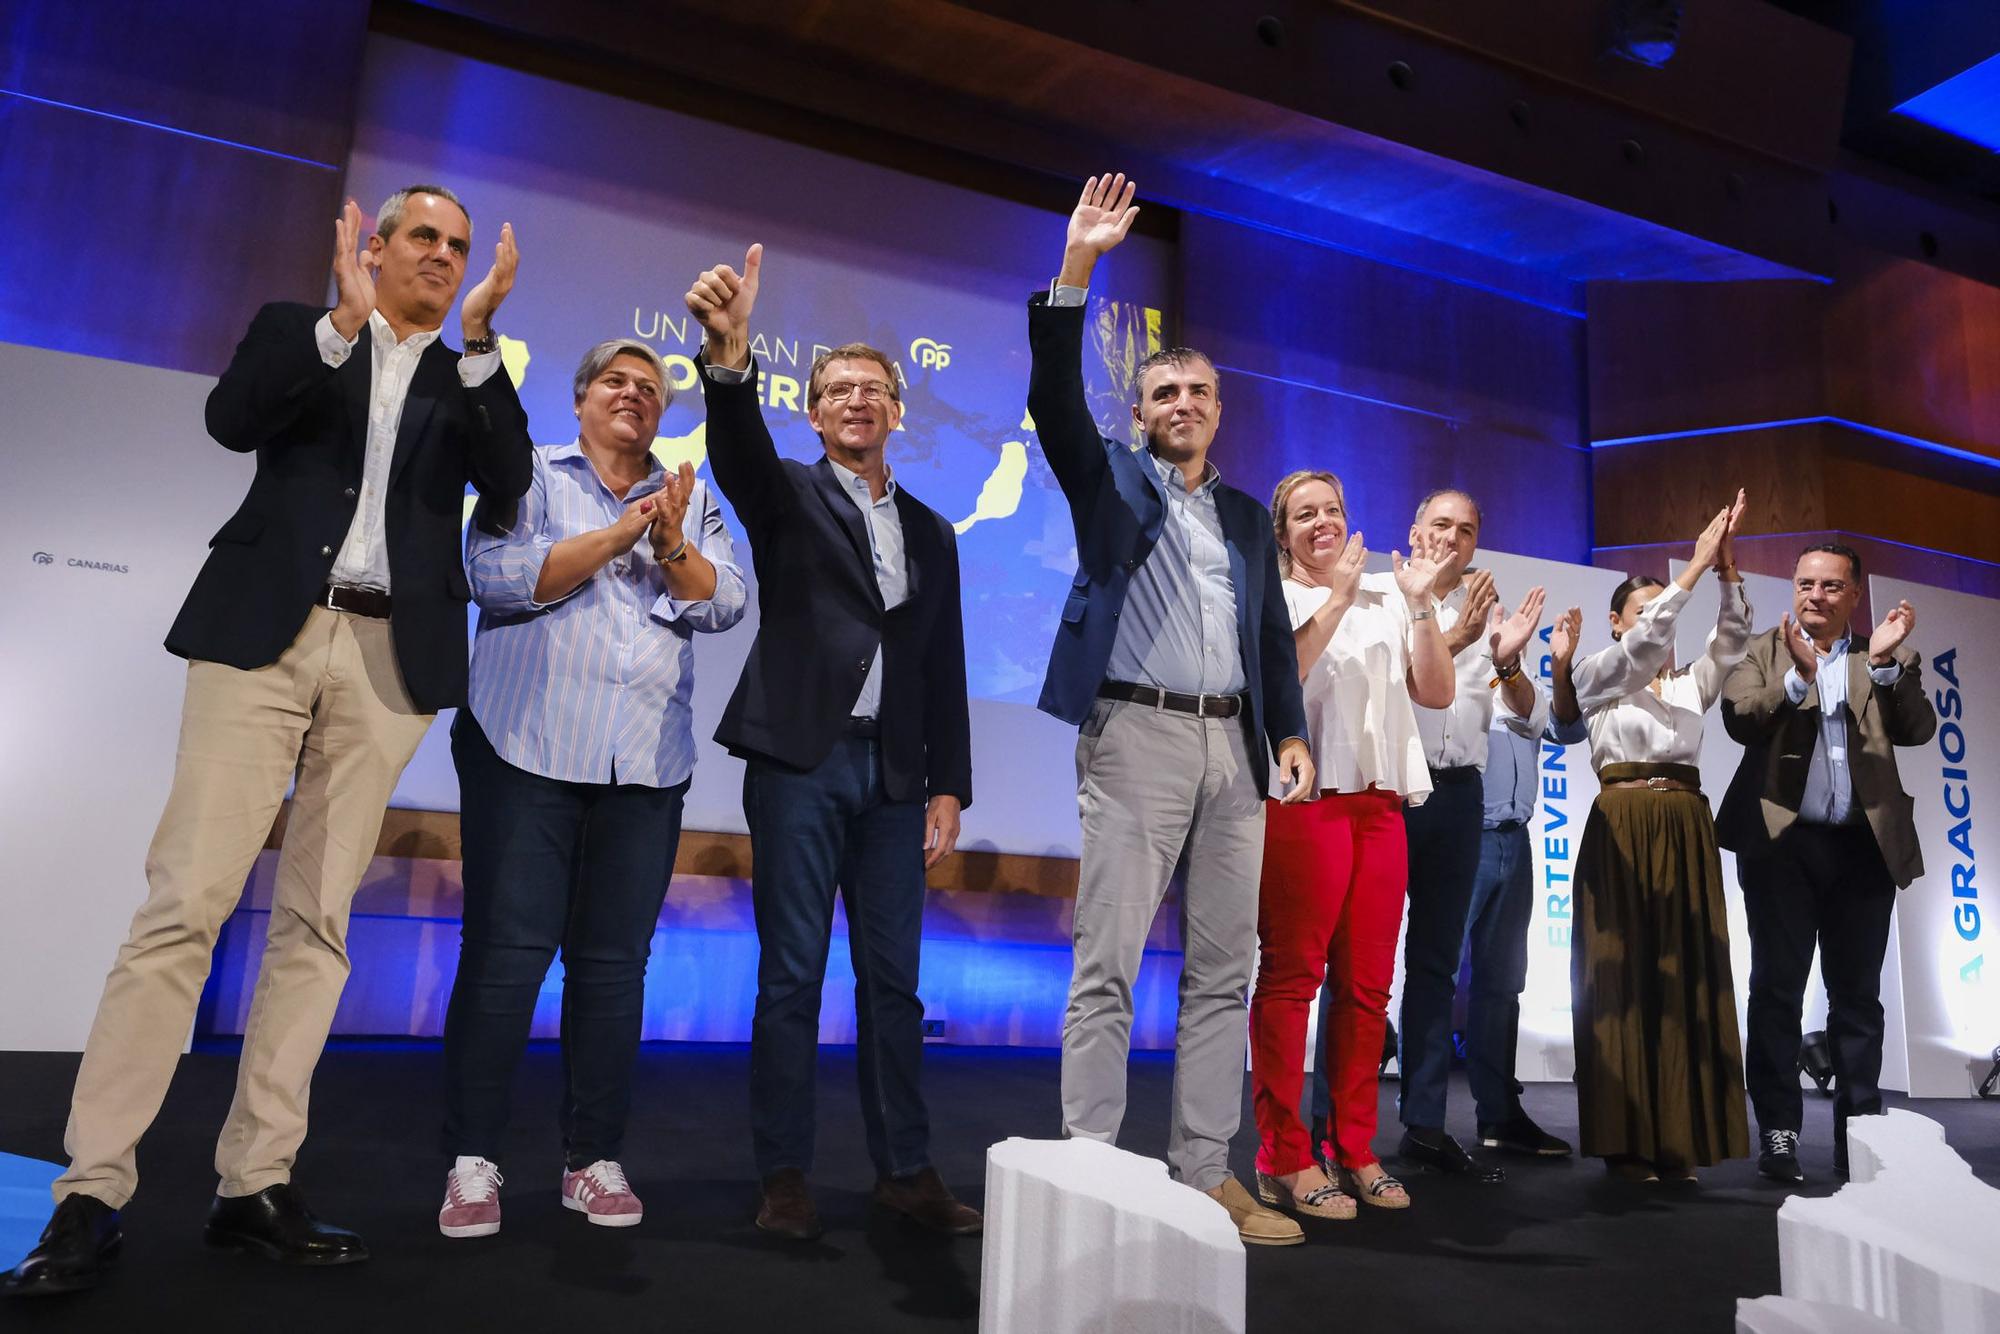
[1550,605,1583,665]
[1068,174,1140,258]
[684,244,763,368]
[461,220,519,340]
[1445,568,1497,655]
[1779,613,1819,682]
[330,198,377,340]
[648,461,697,561]
[1867,599,1916,666]
[1686,497,1736,576]
[1325,531,1367,606]
[1715,488,1747,575]
[1490,585,1547,668]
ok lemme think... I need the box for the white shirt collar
[368,309,442,353]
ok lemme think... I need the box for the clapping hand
[1689,489,1746,575]
[1868,599,1916,667]
[1779,613,1819,682]
[461,221,519,341]
[1326,532,1368,608]
[1550,606,1583,666]
[1489,585,1547,668]
[1392,529,1450,606]
[330,198,378,340]
[648,462,697,562]
[684,244,763,369]
[1444,568,1497,655]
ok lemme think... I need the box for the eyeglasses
[1795,580,1850,595]
[820,380,896,405]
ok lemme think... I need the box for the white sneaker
[439,1157,504,1238]
[561,1159,643,1227]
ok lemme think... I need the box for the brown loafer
[755,1168,823,1241]
[1202,1176,1305,1246]
[871,1166,982,1236]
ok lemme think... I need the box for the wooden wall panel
[1585,279,1828,441]
[1591,424,1827,548]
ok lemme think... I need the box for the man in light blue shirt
[1719,543,1934,1185]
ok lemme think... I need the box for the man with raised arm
[7,186,532,1296]
[1028,174,1315,1247]
[683,246,980,1243]
[1719,545,1935,1184]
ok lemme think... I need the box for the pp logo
[32,551,53,566]
[910,338,952,372]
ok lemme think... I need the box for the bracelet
[1495,659,1522,683]
[463,329,499,355]
[1410,608,1435,622]
[661,538,690,564]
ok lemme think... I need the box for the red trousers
[1249,790,1408,1173]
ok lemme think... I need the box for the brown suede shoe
[871,1166,983,1236]
[1202,1176,1305,1246]
[755,1168,823,1241]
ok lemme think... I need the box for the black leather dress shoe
[1757,1129,1806,1184]
[755,1168,824,1241]
[3,1195,122,1297]
[1478,1112,1573,1158]
[872,1166,983,1236]
[1398,1128,1506,1183]
[203,1184,368,1265]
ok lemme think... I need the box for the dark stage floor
[2,1042,1996,1333]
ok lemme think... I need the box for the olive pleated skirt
[1571,785,1749,1167]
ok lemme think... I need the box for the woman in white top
[1564,491,1751,1183]
[1248,471,1455,1218]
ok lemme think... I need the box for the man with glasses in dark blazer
[684,244,980,1244]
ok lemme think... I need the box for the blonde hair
[1270,469,1347,574]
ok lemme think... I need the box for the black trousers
[1739,820,1897,1142]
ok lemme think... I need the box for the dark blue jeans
[1396,771,1484,1130]
[1463,821,1534,1127]
[745,739,930,1180]
[442,713,686,1169]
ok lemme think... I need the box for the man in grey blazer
[1718,543,1935,1185]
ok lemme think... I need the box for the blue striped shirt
[464,440,748,788]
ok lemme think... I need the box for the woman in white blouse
[1564,490,1750,1183]
[1248,471,1455,1219]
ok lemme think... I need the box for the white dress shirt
[316,310,501,591]
[1572,581,1753,768]
[1414,579,1542,770]
[1281,572,1433,805]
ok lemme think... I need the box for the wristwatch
[463,330,499,355]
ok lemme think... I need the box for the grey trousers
[1060,696,1267,1190]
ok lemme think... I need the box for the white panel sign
[1875,575,1998,1097]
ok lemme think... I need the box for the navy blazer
[168,302,533,712]
[698,357,972,808]
[1025,293,1306,791]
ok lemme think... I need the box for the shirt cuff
[1049,283,1088,308]
[316,312,358,368]
[703,354,753,384]
[457,349,501,387]
[1869,660,1904,686]
[1783,667,1810,704]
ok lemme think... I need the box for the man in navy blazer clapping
[1028,175,1315,1247]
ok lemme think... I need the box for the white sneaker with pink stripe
[439,1157,504,1238]
[561,1160,643,1227]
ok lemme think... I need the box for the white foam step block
[979,1137,1245,1334]
[1737,1295,1908,1334]
[1777,1109,2000,1332]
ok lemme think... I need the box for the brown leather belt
[321,583,392,618]
[1098,680,1246,719]
[1598,762,1701,794]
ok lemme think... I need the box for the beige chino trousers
[56,606,434,1207]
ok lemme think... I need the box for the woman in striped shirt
[437,339,747,1237]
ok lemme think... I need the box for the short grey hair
[1413,487,1482,528]
[377,184,469,240]
[572,339,673,407]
